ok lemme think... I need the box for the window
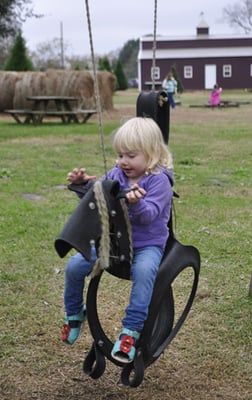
[151,66,160,80]
[223,65,232,78]
[250,64,252,77]
[184,65,193,79]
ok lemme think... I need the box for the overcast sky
[22,0,238,56]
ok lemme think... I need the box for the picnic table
[4,96,97,124]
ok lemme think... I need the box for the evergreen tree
[4,31,33,71]
[119,39,139,78]
[98,56,112,72]
[114,59,128,90]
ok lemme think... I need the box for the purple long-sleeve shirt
[106,165,174,249]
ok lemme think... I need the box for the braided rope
[84,0,108,177]
[120,198,133,264]
[151,0,158,91]
[91,180,111,277]
[91,181,133,277]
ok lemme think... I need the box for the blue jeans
[64,246,164,332]
[168,92,176,108]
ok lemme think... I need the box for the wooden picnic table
[4,96,97,124]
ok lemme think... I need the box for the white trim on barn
[140,33,251,44]
[138,47,252,60]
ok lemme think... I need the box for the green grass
[0,90,251,399]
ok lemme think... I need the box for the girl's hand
[126,183,146,203]
[67,167,96,184]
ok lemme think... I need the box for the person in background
[162,72,177,109]
[61,117,174,364]
[210,84,222,106]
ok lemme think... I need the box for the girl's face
[117,150,148,183]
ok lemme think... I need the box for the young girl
[210,84,222,106]
[62,117,174,364]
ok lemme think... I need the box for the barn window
[223,65,232,78]
[184,65,193,79]
[151,66,160,80]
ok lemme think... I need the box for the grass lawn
[0,89,251,399]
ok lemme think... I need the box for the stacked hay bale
[0,70,116,111]
[0,72,23,111]
[97,70,116,110]
[13,72,46,109]
[45,70,95,110]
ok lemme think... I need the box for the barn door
[205,65,216,89]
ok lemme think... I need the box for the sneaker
[111,328,140,363]
[62,305,86,345]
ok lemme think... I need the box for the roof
[140,33,252,43]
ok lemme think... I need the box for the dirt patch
[0,324,249,400]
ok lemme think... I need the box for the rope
[84,2,134,277]
[84,0,108,177]
[91,180,110,277]
[151,0,158,91]
[90,181,133,277]
[120,198,133,264]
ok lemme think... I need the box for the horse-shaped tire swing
[55,92,200,387]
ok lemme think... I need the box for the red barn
[138,18,252,91]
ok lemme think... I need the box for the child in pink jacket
[210,84,222,106]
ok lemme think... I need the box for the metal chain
[85,0,108,177]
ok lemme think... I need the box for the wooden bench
[3,109,97,124]
[189,102,240,108]
[144,81,162,90]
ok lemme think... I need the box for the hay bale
[45,70,116,110]
[45,69,69,96]
[0,71,23,111]
[97,71,116,111]
[13,72,46,109]
[2,69,115,112]
[45,69,95,109]
[67,71,95,109]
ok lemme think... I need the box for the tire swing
[83,212,200,388]
[54,0,200,388]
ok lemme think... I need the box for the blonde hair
[113,117,173,172]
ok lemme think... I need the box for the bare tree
[30,38,71,70]
[222,0,252,33]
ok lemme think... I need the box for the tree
[30,38,70,70]
[4,31,33,70]
[0,36,13,69]
[114,59,128,90]
[222,0,252,33]
[0,0,41,39]
[0,0,41,68]
[119,39,139,78]
[98,56,112,72]
[67,55,90,71]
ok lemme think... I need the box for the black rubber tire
[83,341,106,379]
[85,239,200,385]
[121,349,145,387]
